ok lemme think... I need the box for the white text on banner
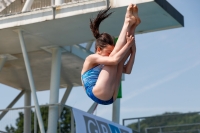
[72,108,132,133]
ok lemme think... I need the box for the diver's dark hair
[90,6,115,51]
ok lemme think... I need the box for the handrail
[0,103,74,133]
[122,111,200,125]
[122,111,200,133]
[0,103,72,112]
[0,0,97,16]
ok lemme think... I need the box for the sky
[0,0,200,130]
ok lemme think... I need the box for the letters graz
[83,115,130,133]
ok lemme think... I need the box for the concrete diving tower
[0,0,184,133]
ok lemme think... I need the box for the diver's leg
[113,51,131,100]
[92,64,118,100]
[109,4,136,56]
[92,50,131,101]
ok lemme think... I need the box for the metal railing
[0,104,74,133]
[0,0,51,15]
[145,123,200,133]
[159,129,200,133]
[123,112,200,133]
[0,0,94,16]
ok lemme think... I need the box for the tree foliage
[128,112,200,133]
[5,106,71,133]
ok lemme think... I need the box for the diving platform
[0,0,184,132]
[0,0,184,91]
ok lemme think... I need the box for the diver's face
[96,45,114,56]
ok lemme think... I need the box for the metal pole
[86,42,93,50]
[60,86,72,104]
[22,0,34,12]
[17,30,45,133]
[71,110,75,133]
[145,128,148,133]
[0,55,7,72]
[0,90,24,120]
[112,98,120,123]
[24,91,31,133]
[138,118,141,133]
[122,119,125,126]
[55,0,63,5]
[87,102,98,114]
[51,0,54,6]
[106,0,110,8]
[59,86,73,115]
[159,128,162,133]
[34,109,38,133]
[47,47,62,133]
[58,105,61,133]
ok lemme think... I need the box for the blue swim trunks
[81,65,113,105]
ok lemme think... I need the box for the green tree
[5,106,71,133]
[128,112,200,133]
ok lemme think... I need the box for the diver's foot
[132,4,141,26]
[125,4,136,26]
